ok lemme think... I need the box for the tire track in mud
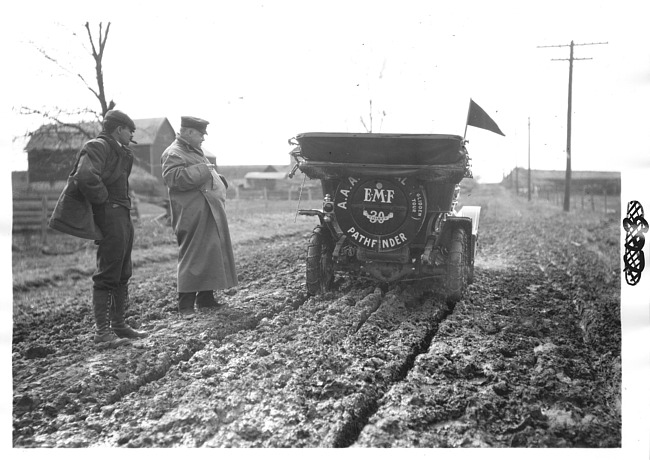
[329,288,453,448]
[107,242,313,407]
[352,269,514,448]
[351,216,621,448]
[87,280,455,447]
[13,232,312,447]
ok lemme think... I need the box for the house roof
[26,122,101,151]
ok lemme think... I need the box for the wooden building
[25,122,100,185]
[503,168,621,195]
[243,165,288,190]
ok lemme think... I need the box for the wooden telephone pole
[537,40,607,211]
[528,117,531,201]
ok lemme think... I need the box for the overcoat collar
[176,134,205,156]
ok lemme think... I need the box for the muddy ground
[12,185,621,448]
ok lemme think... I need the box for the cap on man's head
[104,110,136,131]
[181,116,209,135]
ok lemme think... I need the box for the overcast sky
[2,0,649,183]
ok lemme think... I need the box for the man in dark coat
[161,116,238,318]
[76,109,148,347]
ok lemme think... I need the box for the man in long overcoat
[161,116,238,317]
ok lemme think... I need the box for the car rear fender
[455,205,481,237]
[439,215,477,269]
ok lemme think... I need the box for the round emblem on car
[334,176,426,251]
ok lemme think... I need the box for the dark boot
[196,290,225,309]
[111,284,148,339]
[93,288,130,348]
[178,292,196,318]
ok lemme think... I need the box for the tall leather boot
[178,292,196,319]
[196,290,227,309]
[111,284,148,339]
[93,288,130,348]
[196,290,217,308]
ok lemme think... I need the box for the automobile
[288,132,480,307]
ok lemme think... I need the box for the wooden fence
[514,187,620,214]
[12,192,61,245]
[13,187,322,246]
[226,186,323,201]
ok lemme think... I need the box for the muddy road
[12,186,621,447]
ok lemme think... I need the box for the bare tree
[80,21,115,116]
[16,22,119,181]
[19,21,116,135]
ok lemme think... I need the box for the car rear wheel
[306,226,334,295]
[467,234,477,285]
[445,227,468,307]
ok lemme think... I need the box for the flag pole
[463,99,471,139]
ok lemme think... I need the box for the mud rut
[13,203,621,447]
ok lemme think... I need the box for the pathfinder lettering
[347,227,378,248]
[381,233,407,249]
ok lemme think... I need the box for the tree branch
[84,21,111,115]
[31,43,74,77]
[99,23,110,56]
[19,106,98,139]
[77,72,100,99]
[84,22,98,59]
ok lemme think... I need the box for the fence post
[41,195,48,246]
[263,186,268,210]
[591,192,595,211]
[604,189,608,213]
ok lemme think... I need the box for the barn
[129,118,175,178]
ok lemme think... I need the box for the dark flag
[465,99,505,136]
